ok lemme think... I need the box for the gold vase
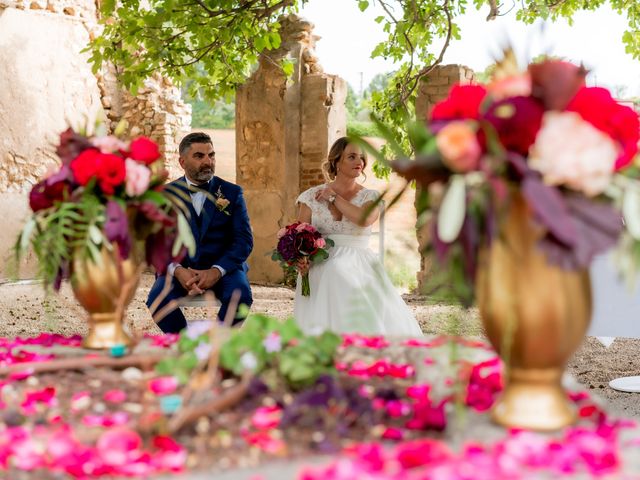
[71,246,140,349]
[475,193,592,431]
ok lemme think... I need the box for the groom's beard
[191,166,214,184]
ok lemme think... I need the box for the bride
[294,137,422,336]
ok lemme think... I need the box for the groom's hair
[179,132,213,156]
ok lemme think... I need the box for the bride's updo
[322,137,368,181]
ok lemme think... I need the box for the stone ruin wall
[415,65,476,290]
[0,0,191,276]
[0,0,191,195]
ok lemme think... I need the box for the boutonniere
[214,186,231,215]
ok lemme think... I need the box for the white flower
[262,332,282,353]
[185,320,212,340]
[529,111,618,197]
[91,135,127,154]
[194,342,212,361]
[240,351,258,372]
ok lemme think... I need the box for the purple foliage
[537,195,623,269]
[522,175,578,247]
[104,201,132,259]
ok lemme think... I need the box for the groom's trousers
[146,267,253,334]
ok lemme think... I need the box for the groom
[146,132,253,333]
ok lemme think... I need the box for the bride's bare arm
[315,188,378,226]
[335,198,378,226]
[298,203,312,223]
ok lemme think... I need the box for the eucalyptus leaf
[623,186,640,240]
[437,175,466,243]
[19,217,36,254]
[177,213,196,256]
[88,224,104,246]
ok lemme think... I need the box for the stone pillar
[414,65,475,290]
[236,15,346,283]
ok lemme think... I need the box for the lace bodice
[296,184,380,236]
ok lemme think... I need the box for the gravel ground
[1,275,639,420]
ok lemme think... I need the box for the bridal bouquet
[272,222,334,296]
[383,52,640,303]
[14,126,195,289]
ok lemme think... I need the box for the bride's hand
[315,187,336,203]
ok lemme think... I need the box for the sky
[299,0,640,98]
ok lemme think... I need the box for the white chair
[371,200,386,263]
[181,293,221,308]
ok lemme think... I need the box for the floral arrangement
[14,127,195,289]
[384,52,640,303]
[271,222,334,296]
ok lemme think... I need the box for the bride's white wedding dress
[293,184,422,336]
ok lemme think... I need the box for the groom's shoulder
[216,177,243,194]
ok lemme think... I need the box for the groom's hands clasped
[185,267,221,293]
[174,266,221,296]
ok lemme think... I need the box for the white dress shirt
[167,177,226,278]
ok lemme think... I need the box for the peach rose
[436,121,482,172]
[529,111,618,196]
[487,74,532,101]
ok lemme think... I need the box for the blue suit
[146,176,253,333]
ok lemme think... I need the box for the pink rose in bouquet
[271,222,334,296]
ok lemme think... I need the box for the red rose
[297,230,318,255]
[29,181,53,212]
[430,84,488,121]
[567,87,640,170]
[96,153,126,195]
[70,148,101,185]
[483,96,544,156]
[29,166,72,212]
[128,137,161,165]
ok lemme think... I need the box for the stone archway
[236,15,347,283]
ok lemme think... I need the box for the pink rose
[125,158,151,197]
[315,237,326,248]
[435,121,482,172]
[277,227,287,239]
[251,406,282,430]
[148,376,178,395]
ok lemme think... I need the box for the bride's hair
[322,137,368,181]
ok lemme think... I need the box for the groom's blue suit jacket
[172,176,253,274]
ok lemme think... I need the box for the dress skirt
[293,234,422,336]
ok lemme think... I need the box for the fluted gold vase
[71,247,140,349]
[475,193,592,431]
